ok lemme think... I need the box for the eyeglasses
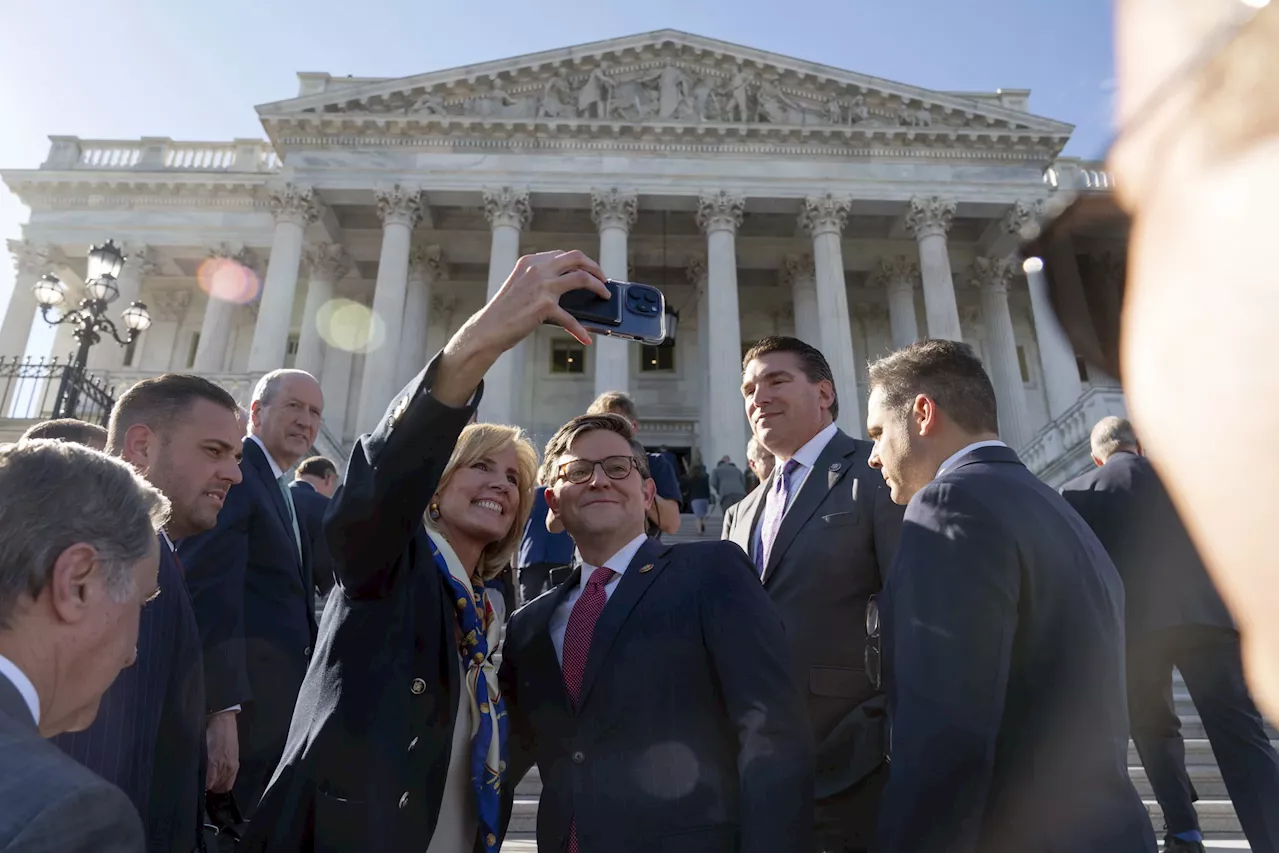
[865,595,881,691]
[556,455,638,485]
[1017,0,1272,380]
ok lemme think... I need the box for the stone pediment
[257,30,1072,156]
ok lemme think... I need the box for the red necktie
[561,567,615,853]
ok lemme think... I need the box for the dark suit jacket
[499,537,815,853]
[289,480,336,596]
[53,533,205,853]
[877,445,1155,853]
[722,428,902,841]
[1060,452,1234,637]
[0,672,145,853]
[179,436,317,812]
[241,356,484,853]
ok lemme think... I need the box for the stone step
[1131,764,1229,798]
[1128,738,1279,767]
[1146,799,1246,841]
[508,796,540,834]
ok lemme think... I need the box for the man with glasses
[865,340,1155,853]
[499,412,814,853]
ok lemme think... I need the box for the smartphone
[556,280,667,345]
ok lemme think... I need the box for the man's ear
[1092,454,1105,467]
[912,394,939,437]
[642,477,657,509]
[47,542,100,625]
[544,483,560,515]
[249,399,264,432]
[121,423,158,473]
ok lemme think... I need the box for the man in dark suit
[180,368,323,819]
[290,455,339,598]
[49,378,244,853]
[865,339,1155,853]
[723,336,902,853]
[1061,416,1278,853]
[501,412,814,853]
[518,484,576,603]
[0,438,170,852]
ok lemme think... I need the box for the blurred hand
[469,250,609,350]
[206,709,240,793]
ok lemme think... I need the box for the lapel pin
[639,563,654,574]
[829,462,841,472]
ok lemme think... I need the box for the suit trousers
[1128,626,1278,852]
[813,763,888,853]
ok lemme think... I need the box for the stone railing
[1043,158,1114,192]
[1019,385,1128,487]
[42,136,281,173]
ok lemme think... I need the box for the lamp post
[33,239,152,419]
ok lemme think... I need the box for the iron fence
[0,355,116,426]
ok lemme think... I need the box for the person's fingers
[206,762,218,790]
[548,306,594,345]
[546,250,606,283]
[551,268,612,300]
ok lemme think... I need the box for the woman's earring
[428,502,441,521]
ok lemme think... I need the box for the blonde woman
[243,249,610,853]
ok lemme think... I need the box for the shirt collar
[782,421,839,474]
[0,653,40,727]
[937,440,1008,478]
[578,532,649,590]
[247,434,286,480]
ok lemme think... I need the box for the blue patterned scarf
[430,537,509,853]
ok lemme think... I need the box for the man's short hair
[0,440,169,627]
[540,413,651,487]
[747,436,770,465]
[1090,416,1139,461]
[866,339,999,435]
[296,456,337,481]
[107,374,240,454]
[20,419,107,450]
[585,391,638,426]
[742,336,839,421]
[252,369,315,405]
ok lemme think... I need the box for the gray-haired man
[0,439,169,852]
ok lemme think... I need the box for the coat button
[572,750,585,764]
[304,646,312,658]
[410,678,426,695]
[408,737,418,752]
[399,791,409,809]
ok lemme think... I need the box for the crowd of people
[0,244,1275,853]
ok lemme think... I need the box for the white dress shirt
[0,653,40,726]
[549,532,649,666]
[778,421,840,513]
[936,440,1008,479]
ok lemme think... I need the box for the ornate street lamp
[33,239,152,418]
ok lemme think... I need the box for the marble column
[398,244,445,389]
[1025,263,1082,418]
[193,245,257,373]
[970,256,1032,448]
[590,188,637,396]
[800,193,862,437]
[357,184,422,435]
[873,255,921,350]
[296,242,352,379]
[697,191,747,468]
[784,254,819,346]
[320,344,353,446]
[906,195,963,342]
[2,240,60,359]
[687,256,710,465]
[481,187,531,425]
[137,289,190,371]
[249,183,318,373]
[91,244,157,371]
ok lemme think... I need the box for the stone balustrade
[1018,384,1128,486]
[1043,158,1114,192]
[42,136,280,173]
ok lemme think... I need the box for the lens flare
[197,258,261,305]
[317,298,385,354]
[1022,257,1045,274]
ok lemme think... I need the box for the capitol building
[0,29,1125,485]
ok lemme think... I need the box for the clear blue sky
[0,0,1115,355]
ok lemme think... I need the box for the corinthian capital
[968,255,1016,293]
[696,190,745,234]
[782,254,815,287]
[591,188,638,232]
[121,243,159,279]
[409,244,448,283]
[7,239,64,280]
[375,184,424,228]
[872,255,921,293]
[905,195,956,239]
[150,288,192,322]
[799,193,851,237]
[304,242,354,282]
[482,187,532,231]
[1001,200,1041,239]
[208,242,260,274]
[268,182,320,227]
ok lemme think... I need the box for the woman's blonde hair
[426,422,538,581]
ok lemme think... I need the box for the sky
[0,0,1116,356]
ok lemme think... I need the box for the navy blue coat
[877,445,1156,853]
[499,537,816,853]
[289,479,336,596]
[53,534,205,853]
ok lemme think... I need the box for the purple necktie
[756,459,800,576]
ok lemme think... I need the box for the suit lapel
[244,438,301,568]
[762,430,861,585]
[728,486,767,558]
[577,538,671,712]
[529,570,579,711]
